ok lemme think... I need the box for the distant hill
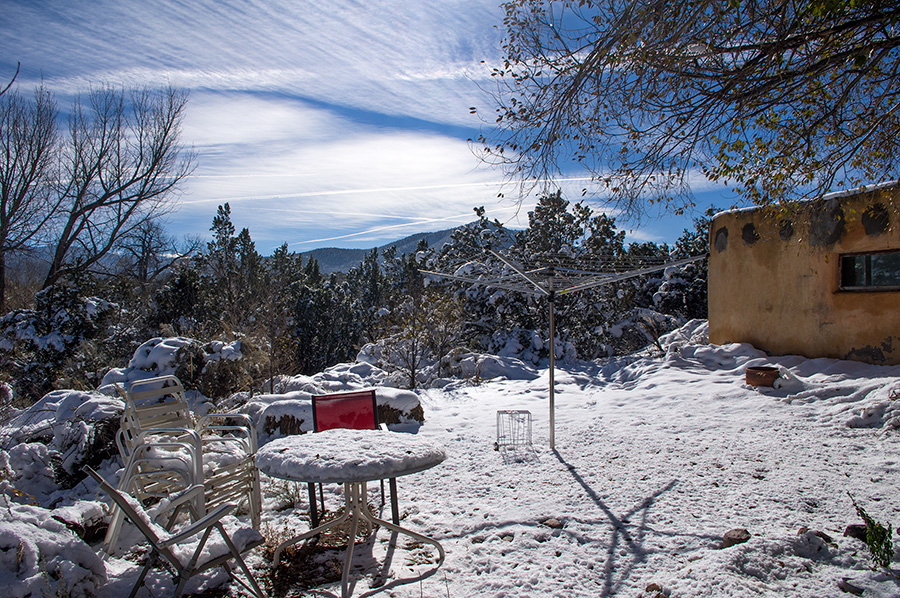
[300,226,462,274]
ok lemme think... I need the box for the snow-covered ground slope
[3,320,900,597]
[378,321,900,598]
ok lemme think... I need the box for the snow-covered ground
[3,320,900,597]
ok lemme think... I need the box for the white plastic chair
[107,376,261,553]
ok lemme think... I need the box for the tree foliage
[480,0,900,212]
[1,193,709,403]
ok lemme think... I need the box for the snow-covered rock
[0,503,106,598]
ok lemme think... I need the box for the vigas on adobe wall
[708,185,900,365]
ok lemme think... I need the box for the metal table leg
[274,481,445,598]
[341,482,445,597]
[272,487,353,567]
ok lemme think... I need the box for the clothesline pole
[548,271,556,450]
[420,252,708,452]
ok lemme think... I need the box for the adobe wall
[708,185,900,365]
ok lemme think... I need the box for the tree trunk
[0,250,6,313]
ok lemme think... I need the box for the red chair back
[312,390,378,432]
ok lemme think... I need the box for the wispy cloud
[6,0,503,126]
[1,0,713,252]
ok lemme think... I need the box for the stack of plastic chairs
[106,375,260,554]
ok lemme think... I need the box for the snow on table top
[256,428,446,484]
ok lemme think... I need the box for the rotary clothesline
[421,250,707,449]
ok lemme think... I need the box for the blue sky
[2,0,731,254]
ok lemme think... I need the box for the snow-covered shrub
[1,390,124,498]
[600,308,682,356]
[651,262,708,320]
[0,502,107,598]
[199,338,267,399]
[437,350,539,383]
[0,285,121,405]
[486,327,578,366]
[7,443,56,504]
[101,336,265,400]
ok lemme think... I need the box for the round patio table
[256,428,446,597]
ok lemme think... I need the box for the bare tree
[43,86,194,288]
[116,219,201,289]
[480,0,900,213]
[0,85,58,310]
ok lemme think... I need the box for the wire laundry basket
[496,410,533,451]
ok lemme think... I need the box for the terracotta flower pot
[746,366,780,387]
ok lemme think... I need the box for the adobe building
[708,183,900,365]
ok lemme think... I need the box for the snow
[453,352,540,381]
[99,336,244,389]
[713,180,900,218]
[3,320,900,597]
[100,336,196,387]
[5,389,122,432]
[0,502,106,598]
[257,428,446,483]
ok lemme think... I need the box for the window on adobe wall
[840,250,900,291]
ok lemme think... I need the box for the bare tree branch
[0,63,19,98]
[479,0,900,213]
[0,84,58,310]
[43,86,195,288]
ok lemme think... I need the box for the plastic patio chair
[84,466,265,598]
[121,376,260,519]
[107,375,261,553]
[309,389,400,526]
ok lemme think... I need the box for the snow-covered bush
[101,335,264,400]
[1,390,123,499]
[0,285,122,405]
[0,502,107,598]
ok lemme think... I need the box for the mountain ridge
[299,226,462,274]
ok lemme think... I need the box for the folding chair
[309,389,400,526]
[84,466,265,598]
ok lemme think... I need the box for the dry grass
[262,505,379,598]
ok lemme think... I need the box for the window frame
[839,249,900,292]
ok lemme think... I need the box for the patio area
[5,325,899,598]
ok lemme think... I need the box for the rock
[647,582,669,595]
[542,517,564,529]
[844,524,868,542]
[641,582,670,597]
[837,578,865,595]
[799,526,834,544]
[722,528,751,548]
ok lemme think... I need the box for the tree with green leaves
[480,0,900,213]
